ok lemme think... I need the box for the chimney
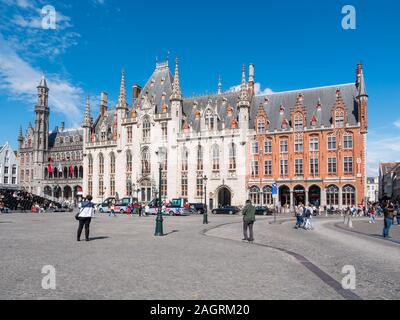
[100,92,108,117]
[132,84,141,104]
[248,64,255,94]
[60,122,65,132]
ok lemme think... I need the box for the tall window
[98,153,104,175]
[251,142,259,155]
[126,150,132,173]
[327,135,336,150]
[142,116,151,142]
[205,109,215,131]
[251,160,259,177]
[196,174,203,197]
[309,136,319,151]
[229,143,236,171]
[280,139,288,153]
[110,153,115,174]
[181,173,188,197]
[343,185,355,206]
[335,111,345,128]
[343,134,353,149]
[141,148,150,175]
[212,145,219,172]
[263,186,273,205]
[344,157,353,174]
[310,158,319,175]
[98,178,104,197]
[294,113,303,131]
[326,185,339,205]
[294,137,303,152]
[127,126,133,143]
[161,122,168,141]
[257,120,265,133]
[197,145,203,171]
[249,186,260,205]
[110,177,115,196]
[181,147,188,172]
[264,160,272,176]
[264,139,272,154]
[328,157,337,174]
[280,160,288,176]
[295,158,303,176]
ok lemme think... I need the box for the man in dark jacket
[242,200,256,242]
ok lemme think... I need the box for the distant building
[18,77,84,204]
[0,142,19,189]
[379,162,400,200]
[366,177,378,202]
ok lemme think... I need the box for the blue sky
[0,0,399,175]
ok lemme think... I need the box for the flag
[47,157,53,173]
[69,164,73,175]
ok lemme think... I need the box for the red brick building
[247,64,368,209]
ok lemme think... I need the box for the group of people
[294,203,314,230]
[381,201,400,238]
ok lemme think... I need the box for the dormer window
[205,109,215,131]
[257,120,265,133]
[335,110,345,128]
[281,119,288,130]
[294,113,303,131]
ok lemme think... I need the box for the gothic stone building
[83,59,367,208]
[18,77,84,203]
[248,64,368,209]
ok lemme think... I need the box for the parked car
[212,206,240,215]
[189,203,206,214]
[255,206,273,216]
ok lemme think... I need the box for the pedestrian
[303,205,313,230]
[294,203,304,229]
[145,204,150,216]
[369,206,376,224]
[383,202,394,238]
[76,195,95,242]
[109,201,116,217]
[242,199,256,242]
[394,203,400,225]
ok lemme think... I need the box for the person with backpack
[294,203,304,229]
[76,195,95,242]
[242,199,256,242]
[303,205,313,230]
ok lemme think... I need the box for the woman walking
[77,195,95,242]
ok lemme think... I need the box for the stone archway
[308,185,321,206]
[63,185,72,200]
[217,186,232,207]
[293,185,305,206]
[279,185,290,207]
[53,186,62,199]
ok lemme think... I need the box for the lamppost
[203,175,208,224]
[154,149,164,236]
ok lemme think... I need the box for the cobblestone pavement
[334,217,400,243]
[0,212,398,300]
[207,216,400,300]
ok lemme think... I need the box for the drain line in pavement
[201,221,362,301]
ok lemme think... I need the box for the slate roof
[48,128,83,148]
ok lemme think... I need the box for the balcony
[86,140,117,148]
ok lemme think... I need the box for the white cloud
[228,82,274,95]
[0,34,83,126]
[394,119,400,128]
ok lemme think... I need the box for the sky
[0,0,399,176]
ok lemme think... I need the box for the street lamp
[203,175,208,224]
[154,149,164,236]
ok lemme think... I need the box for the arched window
[212,144,219,172]
[110,152,115,174]
[249,186,261,205]
[229,143,236,171]
[326,185,339,206]
[141,148,150,175]
[79,166,83,178]
[142,116,151,142]
[342,185,356,206]
[181,147,188,172]
[88,154,93,175]
[126,150,132,173]
[262,186,273,205]
[98,153,104,175]
[197,145,203,171]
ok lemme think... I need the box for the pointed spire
[357,66,368,98]
[38,75,48,88]
[83,96,91,127]
[237,64,250,108]
[217,75,222,95]
[171,57,182,101]
[116,68,128,110]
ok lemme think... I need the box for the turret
[34,76,49,155]
[248,63,255,96]
[170,57,183,132]
[82,96,91,143]
[116,69,128,111]
[237,65,250,144]
[356,63,368,134]
[18,126,23,149]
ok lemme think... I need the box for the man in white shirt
[77,195,95,242]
